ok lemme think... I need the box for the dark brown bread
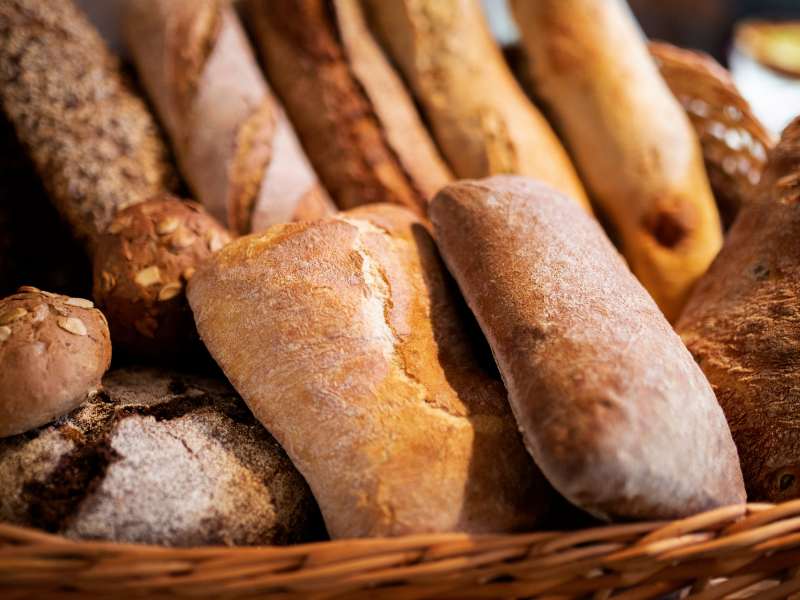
[0,368,324,546]
[430,176,745,520]
[677,117,800,502]
[188,203,552,538]
[243,0,452,215]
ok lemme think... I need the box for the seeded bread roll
[676,118,800,502]
[188,203,552,538]
[0,367,324,546]
[243,0,452,215]
[430,176,745,521]
[0,0,177,244]
[362,0,589,211]
[0,287,110,438]
[123,0,334,234]
[93,196,232,360]
[509,0,722,320]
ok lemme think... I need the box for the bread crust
[510,0,722,320]
[430,176,744,520]
[188,204,551,538]
[243,0,451,215]
[0,0,177,243]
[0,287,111,437]
[123,0,333,234]
[363,0,589,210]
[677,117,800,502]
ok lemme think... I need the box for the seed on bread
[156,217,180,235]
[134,266,162,287]
[0,307,27,325]
[157,282,182,301]
[65,297,94,309]
[0,326,10,342]
[57,316,88,336]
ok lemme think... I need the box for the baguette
[243,0,452,215]
[363,0,589,210]
[430,176,745,520]
[123,0,334,234]
[188,203,551,538]
[677,117,800,502]
[510,0,722,320]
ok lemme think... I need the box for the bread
[429,176,745,520]
[677,117,800,502]
[509,0,722,320]
[243,0,452,214]
[0,287,110,437]
[188,203,552,538]
[0,367,324,546]
[362,0,589,210]
[0,0,177,244]
[123,0,334,234]
[92,195,232,360]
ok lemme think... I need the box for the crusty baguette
[123,0,334,234]
[0,0,176,243]
[510,0,722,320]
[188,203,552,538]
[677,117,800,502]
[243,0,452,215]
[430,176,745,521]
[362,0,589,210]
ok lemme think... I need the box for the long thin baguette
[363,0,590,211]
[123,0,334,234]
[510,0,723,320]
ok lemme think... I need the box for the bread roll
[0,0,177,244]
[0,287,111,437]
[123,0,334,234]
[677,117,800,502]
[430,176,745,520]
[509,0,722,320]
[362,0,589,210]
[243,0,452,214]
[0,367,324,546]
[188,203,551,538]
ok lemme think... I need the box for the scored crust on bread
[429,176,745,521]
[188,203,552,538]
[123,0,334,234]
[243,0,452,215]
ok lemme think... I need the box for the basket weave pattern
[3,501,800,599]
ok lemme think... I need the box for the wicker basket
[0,43,787,600]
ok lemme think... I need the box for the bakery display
[677,117,800,503]
[187,204,553,538]
[0,367,324,546]
[243,0,451,214]
[363,0,590,211]
[0,287,111,438]
[510,0,722,321]
[123,0,334,234]
[429,176,745,520]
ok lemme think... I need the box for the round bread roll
[0,367,324,546]
[0,287,111,438]
[92,195,232,360]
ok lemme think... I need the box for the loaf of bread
[0,0,177,244]
[243,0,452,214]
[123,0,334,234]
[509,0,722,320]
[188,203,552,538]
[362,0,589,210]
[430,176,745,520]
[0,367,324,546]
[677,117,800,502]
[0,287,110,437]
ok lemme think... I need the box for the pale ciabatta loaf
[509,0,722,321]
[243,0,452,215]
[362,0,590,212]
[677,118,800,502]
[0,368,324,546]
[430,176,745,521]
[188,203,552,538]
[123,0,334,234]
